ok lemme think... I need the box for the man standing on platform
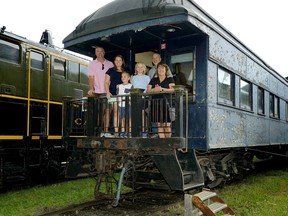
[88,46,114,137]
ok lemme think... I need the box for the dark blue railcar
[62,0,288,199]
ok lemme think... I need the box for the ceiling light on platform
[100,36,109,41]
[136,27,146,32]
[166,28,176,32]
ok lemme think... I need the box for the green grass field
[0,167,288,216]
[0,178,96,216]
[216,168,288,216]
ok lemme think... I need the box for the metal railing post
[174,86,185,137]
[87,96,100,137]
[130,89,144,137]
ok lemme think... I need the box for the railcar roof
[1,28,90,62]
[62,0,285,80]
[63,0,207,56]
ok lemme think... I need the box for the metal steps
[184,188,235,216]
[183,182,204,191]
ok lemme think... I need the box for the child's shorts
[119,106,131,118]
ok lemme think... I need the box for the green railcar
[0,27,90,190]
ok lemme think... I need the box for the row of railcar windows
[0,39,88,85]
[217,67,286,121]
[51,55,88,84]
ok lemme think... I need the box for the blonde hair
[122,71,131,77]
[134,62,147,75]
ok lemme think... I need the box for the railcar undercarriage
[65,143,286,204]
[197,149,255,188]
[0,140,68,191]
[65,146,256,191]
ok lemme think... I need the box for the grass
[215,168,288,216]
[0,178,96,216]
[1,168,288,216]
[153,167,288,216]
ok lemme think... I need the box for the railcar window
[170,53,194,92]
[274,96,279,118]
[286,102,288,121]
[257,87,264,115]
[240,79,252,111]
[52,56,66,78]
[0,40,20,63]
[80,64,88,84]
[68,61,79,82]
[30,51,44,70]
[217,68,234,105]
[269,93,280,118]
[171,53,193,86]
[269,94,274,117]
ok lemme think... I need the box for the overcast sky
[1,0,287,78]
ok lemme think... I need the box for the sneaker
[142,133,147,138]
[101,132,115,138]
[120,133,128,138]
[150,134,159,138]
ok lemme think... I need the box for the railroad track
[39,198,111,216]
[38,190,184,216]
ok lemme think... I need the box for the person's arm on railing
[161,83,175,93]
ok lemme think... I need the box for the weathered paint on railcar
[204,22,287,148]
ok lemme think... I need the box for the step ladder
[184,188,235,216]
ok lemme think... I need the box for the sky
[1,0,287,78]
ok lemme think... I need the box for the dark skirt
[150,98,171,123]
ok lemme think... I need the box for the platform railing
[62,86,187,138]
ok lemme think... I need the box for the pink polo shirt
[88,59,114,93]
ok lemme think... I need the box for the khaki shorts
[103,101,113,110]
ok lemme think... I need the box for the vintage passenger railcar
[0,27,89,190]
[62,0,288,202]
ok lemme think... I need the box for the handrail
[62,87,188,140]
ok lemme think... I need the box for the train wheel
[198,157,223,188]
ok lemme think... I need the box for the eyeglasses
[102,64,104,70]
